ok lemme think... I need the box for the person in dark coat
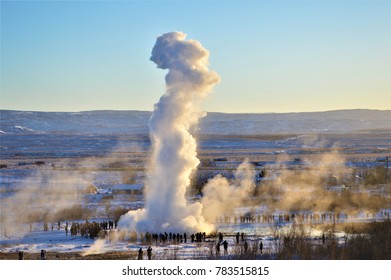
[147,246,152,260]
[223,240,228,254]
[236,232,240,244]
[40,250,46,260]
[244,240,248,253]
[18,251,24,260]
[137,248,143,260]
[260,241,263,254]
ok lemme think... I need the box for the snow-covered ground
[1,211,389,259]
[0,221,315,258]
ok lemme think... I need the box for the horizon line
[1,108,390,115]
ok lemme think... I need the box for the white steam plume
[201,159,256,223]
[118,32,220,233]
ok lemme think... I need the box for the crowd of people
[135,231,263,260]
[216,211,391,225]
[19,223,268,260]
[37,220,119,239]
[133,231,207,244]
[67,220,118,238]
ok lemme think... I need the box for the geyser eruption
[118,32,220,233]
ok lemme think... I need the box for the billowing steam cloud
[257,151,388,214]
[118,32,221,233]
[0,170,88,236]
[201,159,256,223]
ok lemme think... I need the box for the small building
[74,182,99,194]
[111,184,144,196]
[72,180,98,194]
[85,183,98,194]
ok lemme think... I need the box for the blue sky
[1,0,390,113]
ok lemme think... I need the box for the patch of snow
[14,125,35,132]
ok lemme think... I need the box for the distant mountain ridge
[0,109,390,135]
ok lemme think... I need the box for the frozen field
[1,129,390,259]
[1,212,390,260]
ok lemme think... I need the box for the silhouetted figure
[236,232,240,244]
[190,234,195,242]
[216,242,220,255]
[218,232,223,243]
[203,232,206,242]
[147,246,152,260]
[223,240,228,254]
[184,233,187,243]
[260,241,263,254]
[58,221,60,230]
[18,251,24,260]
[322,233,325,245]
[40,250,46,260]
[137,248,143,260]
[241,232,244,241]
[244,240,248,253]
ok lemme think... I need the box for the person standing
[219,232,223,243]
[147,246,152,260]
[244,240,248,253]
[137,248,143,260]
[223,240,228,254]
[40,250,46,260]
